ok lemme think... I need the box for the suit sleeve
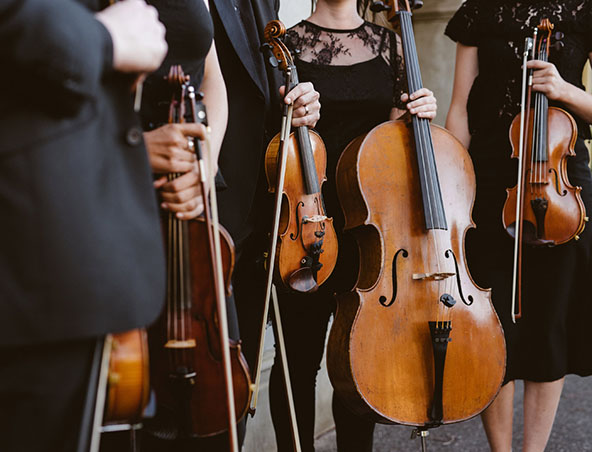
[0,0,113,106]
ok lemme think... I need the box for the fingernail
[286,97,292,104]
[161,202,167,209]
[176,212,184,219]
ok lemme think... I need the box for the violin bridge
[164,339,197,349]
[302,215,328,224]
[412,272,455,281]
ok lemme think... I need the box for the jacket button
[125,127,143,146]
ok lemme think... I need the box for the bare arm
[527,53,592,124]
[199,0,228,174]
[445,43,479,149]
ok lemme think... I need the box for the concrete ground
[316,375,592,452]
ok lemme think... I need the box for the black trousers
[231,233,377,452]
[0,338,97,452]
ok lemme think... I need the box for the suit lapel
[212,0,267,95]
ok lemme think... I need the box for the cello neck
[285,65,320,195]
[398,9,447,231]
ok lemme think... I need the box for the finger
[409,103,437,115]
[292,101,320,119]
[160,185,201,203]
[292,90,319,109]
[527,59,553,70]
[292,111,320,128]
[409,88,433,101]
[417,111,436,120]
[407,96,436,110]
[160,170,200,193]
[279,85,286,98]
[162,197,204,217]
[176,204,203,220]
[400,93,409,103]
[175,123,207,140]
[153,176,167,189]
[284,82,314,105]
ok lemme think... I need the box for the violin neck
[530,45,549,163]
[398,10,447,231]
[286,65,320,195]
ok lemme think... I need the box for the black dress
[446,0,592,383]
[267,20,406,452]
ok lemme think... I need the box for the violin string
[167,208,173,342]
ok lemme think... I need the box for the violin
[327,0,505,429]
[261,21,338,293]
[103,329,150,425]
[148,66,251,448]
[502,19,587,321]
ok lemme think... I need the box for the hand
[144,123,207,174]
[401,88,437,121]
[528,60,568,101]
[154,169,205,220]
[280,82,321,128]
[96,0,167,73]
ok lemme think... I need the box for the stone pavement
[316,375,592,452]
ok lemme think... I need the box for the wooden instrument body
[150,217,252,437]
[503,106,586,245]
[265,129,338,290]
[328,121,506,425]
[104,329,150,424]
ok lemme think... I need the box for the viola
[502,19,587,321]
[148,65,251,448]
[327,0,506,429]
[261,21,338,293]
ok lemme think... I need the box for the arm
[527,54,592,124]
[1,0,165,107]
[445,43,479,149]
[199,28,228,174]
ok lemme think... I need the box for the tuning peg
[370,1,392,13]
[553,31,564,41]
[552,40,564,52]
[410,0,423,9]
[259,43,279,68]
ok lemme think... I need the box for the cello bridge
[302,215,327,224]
[412,272,455,281]
[164,339,197,349]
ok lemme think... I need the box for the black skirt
[466,132,592,383]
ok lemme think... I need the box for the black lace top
[445,0,592,139]
[285,20,407,161]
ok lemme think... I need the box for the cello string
[402,11,446,320]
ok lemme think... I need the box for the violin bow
[510,31,536,323]
[249,20,303,452]
[181,69,240,452]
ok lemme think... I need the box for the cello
[502,19,587,322]
[148,66,251,449]
[327,0,506,434]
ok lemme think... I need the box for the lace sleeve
[445,0,482,47]
[385,30,407,110]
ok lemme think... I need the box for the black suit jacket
[211,0,283,244]
[0,0,166,345]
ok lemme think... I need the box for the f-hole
[549,168,567,196]
[379,249,408,307]
[444,249,474,306]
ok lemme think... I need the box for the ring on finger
[188,138,195,150]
